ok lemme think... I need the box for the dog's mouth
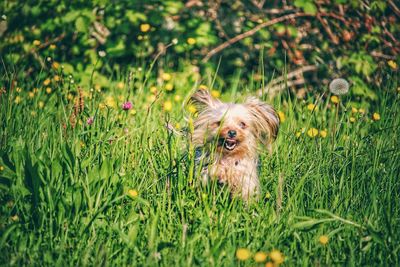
[222,138,237,151]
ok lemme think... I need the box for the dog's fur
[190,89,279,200]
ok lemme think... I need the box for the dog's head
[190,89,279,156]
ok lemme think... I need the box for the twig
[202,12,310,62]
[388,0,400,16]
[316,13,339,44]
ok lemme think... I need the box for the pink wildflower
[122,101,133,110]
[87,117,94,125]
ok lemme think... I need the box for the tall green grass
[0,65,399,266]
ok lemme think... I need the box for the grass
[0,65,399,266]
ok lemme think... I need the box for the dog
[190,89,279,200]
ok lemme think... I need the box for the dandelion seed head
[329,78,349,95]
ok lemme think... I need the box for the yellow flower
[199,85,208,90]
[140,23,151,32]
[95,84,102,92]
[162,73,172,81]
[330,95,340,104]
[265,192,271,199]
[277,111,285,122]
[33,40,41,46]
[52,62,60,69]
[174,95,182,102]
[150,86,157,94]
[46,87,52,94]
[319,235,329,245]
[307,103,317,111]
[163,100,173,112]
[319,129,327,138]
[98,103,106,110]
[254,252,268,263]
[269,249,284,264]
[117,82,124,89]
[165,83,174,91]
[187,104,197,114]
[372,112,380,121]
[265,262,274,267]
[187,37,196,45]
[349,117,356,123]
[28,91,35,98]
[351,107,358,113]
[38,101,44,109]
[14,96,21,104]
[31,111,37,117]
[49,44,56,50]
[147,95,156,102]
[358,108,365,114]
[175,123,181,130]
[33,88,39,93]
[295,131,302,138]
[0,166,4,171]
[105,95,116,108]
[211,90,220,98]
[11,215,19,222]
[53,75,60,82]
[67,93,73,101]
[236,248,251,261]
[388,60,397,70]
[16,87,22,93]
[128,189,138,198]
[130,109,137,115]
[307,128,318,138]
[43,78,51,86]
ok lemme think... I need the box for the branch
[202,12,310,63]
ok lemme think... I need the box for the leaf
[75,17,87,33]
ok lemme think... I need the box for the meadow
[0,63,399,266]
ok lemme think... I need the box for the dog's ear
[245,97,279,146]
[190,89,222,110]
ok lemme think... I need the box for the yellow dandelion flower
[140,23,151,32]
[165,83,174,91]
[33,88,39,93]
[163,100,173,112]
[330,95,340,104]
[150,86,157,94]
[147,95,156,102]
[98,103,106,110]
[358,108,365,114]
[388,60,398,70]
[33,40,41,46]
[105,96,116,108]
[38,101,44,109]
[351,107,358,113]
[277,111,286,122]
[128,189,138,198]
[265,192,271,199]
[265,262,274,267]
[53,75,60,82]
[43,78,51,86]
[52,61,60,69]
[28,91,35,98]
[187,104,197,114]
[16,87,22,93]
[130,109,137,115]
[372,112,380,121]
[187,37,196,45]
[211,90,220,98]
[295,131,302,138]
[319,129,327,138]
[175,123,181,130]
[0,166,4,171]
[14,96,21,104]
[117,82,124,90]
[199,85,208,90]
[162,73,172,81]
[307,103,317,111]
[49,44,56,50]
[349,117,356,123]
[174,95,182,102]
[269,249,284,264]
[46,87,52,94]
[307,128,319,138]
[319,235,329,245]
[236,248,251,261]
[254,252,268,263]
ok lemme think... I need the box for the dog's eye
[239,122,247,129]
[212,121,220,128]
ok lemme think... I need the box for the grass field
[0,66,399,266]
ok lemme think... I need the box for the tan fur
[190,90,279,200]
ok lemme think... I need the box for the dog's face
[190,90,279,156]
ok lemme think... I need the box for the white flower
[329,78,349,95]
[98,50,106,57]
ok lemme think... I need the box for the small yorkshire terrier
[190,89,279,200]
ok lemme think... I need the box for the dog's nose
[228,130,237,138]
